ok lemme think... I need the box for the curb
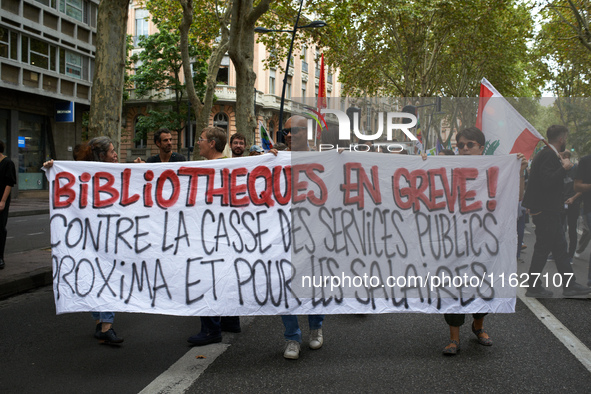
[0,267,53,300]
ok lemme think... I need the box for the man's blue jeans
[281,315,324,343]
[91,312,115,323]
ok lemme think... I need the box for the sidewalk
[0,194,52,300]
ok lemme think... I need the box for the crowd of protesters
[36,119,591,360]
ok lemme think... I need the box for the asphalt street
[5,214,50,254]
[1,223,591,393]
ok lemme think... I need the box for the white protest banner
[46,151,519,316]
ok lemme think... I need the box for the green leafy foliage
[534,0,591,156]
[305,0,537,98]
[127,10,209,144]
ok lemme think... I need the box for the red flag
[317,54,327,141]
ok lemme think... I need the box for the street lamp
[255,1,326,133]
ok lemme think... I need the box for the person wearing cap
[249,145,264,156]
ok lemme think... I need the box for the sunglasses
[457,141,480,149]
[281,127,306,136]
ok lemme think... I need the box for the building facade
[0,0,98,195]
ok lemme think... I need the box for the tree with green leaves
[302,0,537,148]
[177,0,233,159]
[535,0,591,156]
[129,28,208,152]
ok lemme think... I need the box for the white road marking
[518,288,591,372]
[27,232,44,236]
[139,343,230,394]
[140,316,254,393]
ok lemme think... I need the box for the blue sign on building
[18,136,25,148]
[55,101,75,123]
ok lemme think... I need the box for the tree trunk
[88,0,130,145]
[179,0,233,160]
[228,0,272,141]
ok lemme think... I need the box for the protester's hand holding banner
[45,151,519,316]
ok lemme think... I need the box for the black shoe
[525,287,553,298]
[97,328,124,344]
[187,331,222,346]
[0,259,4,269]
[94,323,102,339]
[563,282,591,297]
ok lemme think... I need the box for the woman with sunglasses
[441,127,490,355]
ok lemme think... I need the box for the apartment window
[215,55,230,84]
[301,82,306,99]
[0,28,18,60]
[60,49,85,79]
[134,116,147,148]
[213,112,229,133]
[216,67,229,84]
[35,0,58,8]
[286,76,292,99]
[135,9,150,46]
[60,0,84,21]
[301,45,307,62]
[65,51,82,79]
[23,37,57,71]
[269,69,276,95]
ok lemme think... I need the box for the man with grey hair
[188,126,241,346]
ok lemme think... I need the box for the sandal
[472,322,493,346]
[442,339,460,355]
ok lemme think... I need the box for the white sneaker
[309,329,323,350]
[575,252,582,259]
[284,340,300,359]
